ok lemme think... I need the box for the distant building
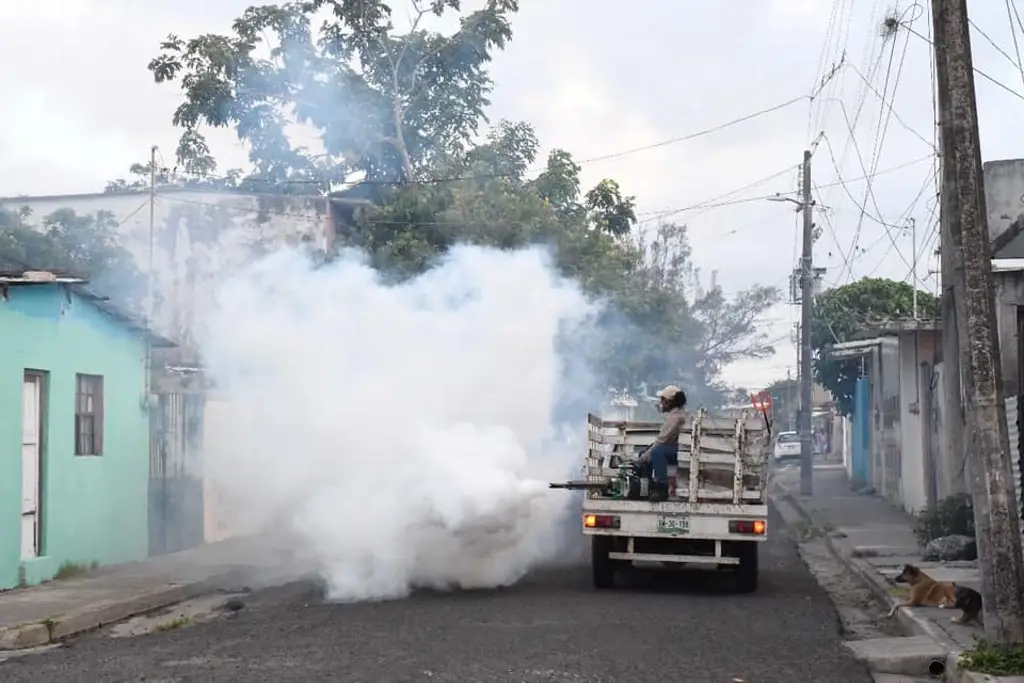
[0,187,368,342]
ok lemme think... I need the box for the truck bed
[584,407,770,504]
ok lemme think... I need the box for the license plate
[657,515,690,533]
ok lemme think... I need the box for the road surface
[1,506,872,682]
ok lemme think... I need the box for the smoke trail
[197,244,596,601]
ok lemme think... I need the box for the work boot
[648,481,670,502]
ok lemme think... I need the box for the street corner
[0,622,51,651]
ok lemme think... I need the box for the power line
[969,16,1022,71]
[154,150,937,232]
[899,19,1024,102]
[817,133,915,274]
[1007,0,1024,91]
[179,94,814,190]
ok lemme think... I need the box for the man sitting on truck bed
[634,385,687,502]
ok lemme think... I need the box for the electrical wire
[180,94,814,190]
[899,20,1024,102]
[1008,0,1024,91]
[850,16,914,280]
[818,133,915,275]
[970,16,1023,71]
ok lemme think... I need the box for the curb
[0,568,244,651]
[954,673,1024,683]
[770,489,965,678]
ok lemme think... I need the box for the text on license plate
[657,515,690,533]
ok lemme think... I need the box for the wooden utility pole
[933,0,967,501]
[799,149,814,496]
[932,0,1024,641]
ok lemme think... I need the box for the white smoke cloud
[197,244,596,601]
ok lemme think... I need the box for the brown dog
[887,564,957,618]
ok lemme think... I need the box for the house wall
[874,337,902,504]
[984,159,1024,245]
[851,377,871,487]
[994,271,1024,397]
[0,285,150,588]
[897,331,940,514]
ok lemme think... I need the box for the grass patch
[959,639,1024,676]
[155,616,191,632]
[887,585,909,598]
[54,561,95,580]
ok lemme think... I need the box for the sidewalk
[771,465,980,654]
[0,534,304,650]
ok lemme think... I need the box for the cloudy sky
[1,0,1022,389]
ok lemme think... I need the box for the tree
[148,0,520,186]
[0,207,146,313]
[596,221,782,407]
[811,277,939,415]
[763,376,798,428]
[147,0,782,407]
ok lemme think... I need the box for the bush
[913,493,975,546]
[960,639,1024,676]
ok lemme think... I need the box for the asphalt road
[1,506,873,683]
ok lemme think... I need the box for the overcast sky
[2,0,1023,390]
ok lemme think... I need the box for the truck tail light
[729,519,766,535]
[584,514,620,529]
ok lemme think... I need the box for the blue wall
[0,284,150,589]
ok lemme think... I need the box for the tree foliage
[763,376,798,428]
[0,206,146,313]
[141,0,783,406]
[148,0,520,186]
[811,277,939,415]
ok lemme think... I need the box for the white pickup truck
[552,407,771,592]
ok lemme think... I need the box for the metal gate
[149,391,206,556]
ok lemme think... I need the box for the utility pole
[932,0,1024,642]
[800,149,814,496]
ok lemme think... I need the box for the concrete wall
[0,190,331,342]
[898,333,925,514]
[984,159,1024,245]
[994,270,1024,397]
[896,331,940,514]
[0,285,150,588]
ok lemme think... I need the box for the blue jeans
[649,443,678,484]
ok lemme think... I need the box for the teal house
[0,265,172,589]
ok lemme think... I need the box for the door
[21,372,43,559]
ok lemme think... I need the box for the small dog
[887,564,957,617]
[941,583,983,626]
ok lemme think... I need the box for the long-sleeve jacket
[653,407,687,447]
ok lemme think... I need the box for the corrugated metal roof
[0,269,175,348]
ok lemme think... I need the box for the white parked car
[773,431,801,462]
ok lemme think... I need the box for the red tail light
[584,514,620,529]
[729,519,766,535]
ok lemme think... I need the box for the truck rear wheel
[591,536,617,589]
[735,541,759,593]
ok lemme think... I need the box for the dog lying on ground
[887,564,982,626]
[943,583,983,626]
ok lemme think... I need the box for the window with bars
[75,374,104,456]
